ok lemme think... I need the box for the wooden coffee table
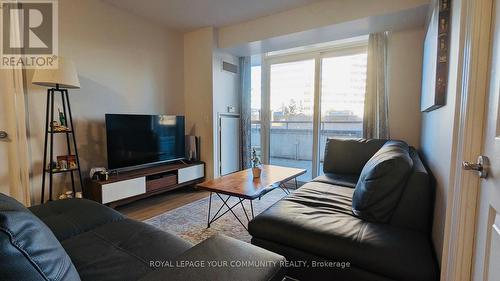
[196,165,306,231]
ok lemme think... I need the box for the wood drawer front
[178,164,204,184]
[101,177,145,204]
[146,174,177,193]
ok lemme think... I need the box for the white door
[472,0,500,280]
[219,115,240,175]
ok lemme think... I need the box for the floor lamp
[32,58,84,203]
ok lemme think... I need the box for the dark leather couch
[0,193,286,281]
[249,138,439,281]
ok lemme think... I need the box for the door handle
[462,155,489,179]
[0,131,8,139]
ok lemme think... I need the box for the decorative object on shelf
[58,191,72,200]
[32,57,84,203]
[65,191,74,198]
[90,167,109,181]
[90,167,107,179]
[58,108,67,126]
[47,161,58,170]
[67,155,77,169]
[58,190,82,200]
[251,148,262,178]
[53,125,70,132]
[97,171,109,181]
[56,155,77,171]
[50,119,70,132]
[57,156,68,170]
[91,169,109,181]
[421,0,451,112]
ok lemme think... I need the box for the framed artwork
[421,0,451,112]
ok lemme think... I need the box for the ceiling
[104,0,322,31]
[226,4,428,56]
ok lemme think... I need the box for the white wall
[212,51,240,177]
[388,28,425,147]
[420,0,462,263]
[218,0,429,50]
[27,0,184,203]
[184,27,216,179]
[183,30,241,179]
[213,52,240,117]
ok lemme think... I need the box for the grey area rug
[144,189,288,244]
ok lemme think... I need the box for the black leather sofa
[0,193,286,281]
[249,138,439,281]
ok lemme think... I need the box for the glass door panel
[269,59,315,181]
[319,53,368,175]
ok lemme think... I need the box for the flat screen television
[105,114,185,170]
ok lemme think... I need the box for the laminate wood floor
[117,181,302,221]
[116,186,209,221]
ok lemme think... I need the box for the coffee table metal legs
[207,192,212,227]
[206,177,300,231]
[278,178,300,195]
[207,192,255,231]
[279,183,291,195]
[250,200,254,219]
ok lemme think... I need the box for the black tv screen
[105,114,185,170]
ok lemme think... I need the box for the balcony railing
[250,120,363,181]
[250,120,362,160]
[251,120,363,138]
[254,120,362,130]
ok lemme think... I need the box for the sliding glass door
[319,52,367,175]
[269,59,315,181]
[261,43,368,181]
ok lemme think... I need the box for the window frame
[259,41,368,178]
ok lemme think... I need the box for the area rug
[144,189,288,244]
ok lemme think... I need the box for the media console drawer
[178,164,205,184]
[146,174,177,192]
[101,177,146,204]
